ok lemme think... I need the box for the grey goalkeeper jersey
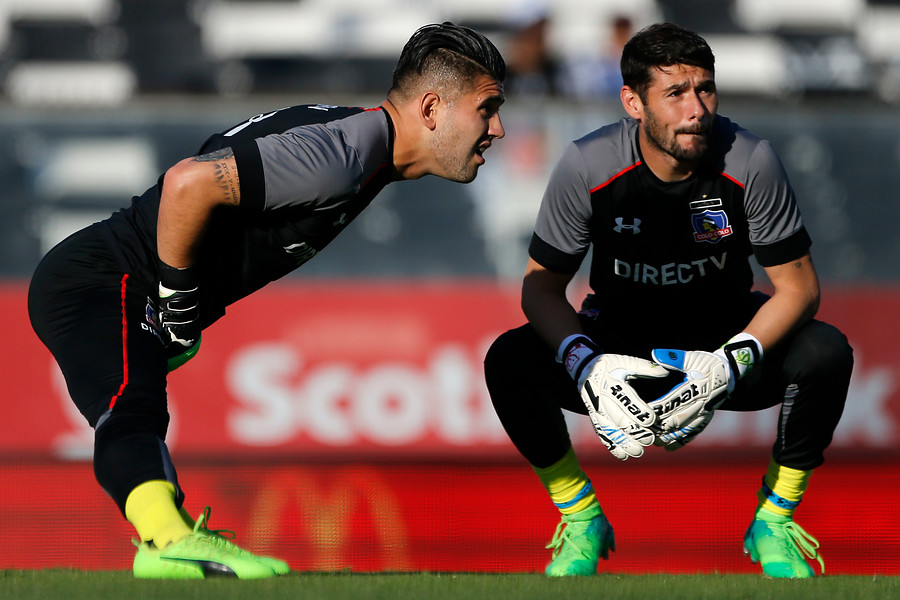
[529,115,812,348]
[101,104,394,327]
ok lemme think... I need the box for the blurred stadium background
[1,0,899,575]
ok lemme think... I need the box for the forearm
[522,287,582,351]
[745,254,820,352]
[521,258,583,352]
[157,194,207,269]
[744,292,817,352]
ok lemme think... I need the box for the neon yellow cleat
[193,506,290,575]
[133,506,284,579]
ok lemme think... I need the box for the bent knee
[812,321,853,367]
[792,320,854,375]
[484,324,547,373]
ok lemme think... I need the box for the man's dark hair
[390,22,506,99]
[620,23,714,101]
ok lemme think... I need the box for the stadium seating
[1,0,899,102]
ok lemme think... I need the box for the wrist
[158,259,198,292]
[557,334,601,382]
[716,332,763,383]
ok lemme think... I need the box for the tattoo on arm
[194,148,240,206]
[195,148,233,162]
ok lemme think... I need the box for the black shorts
[27,225,169,432]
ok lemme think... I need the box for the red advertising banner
[2,456,898,574]
[3,281,900,458]
[3,281,900,574]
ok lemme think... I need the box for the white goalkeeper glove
[559,335,669,460]
[649,332,763,450]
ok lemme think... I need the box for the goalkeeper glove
[649,332,763,450]
[158,260,201,349]
[559,335,668,460]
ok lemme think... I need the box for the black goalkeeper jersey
[98,104,394,327]
[529,115,812,349]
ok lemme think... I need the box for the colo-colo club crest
[691,209,733,243]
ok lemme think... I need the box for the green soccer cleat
[544,505,615,576]
[193,506,290,575]
[743,512,824,578]
[132,506,284,579]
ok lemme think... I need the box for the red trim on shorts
[109,274,129,410]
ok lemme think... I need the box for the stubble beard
[643,107,709,163]
[431,126,478,183]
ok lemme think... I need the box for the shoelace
[778,521,826,575]
[545,521,567,558]
[129,506,242,553]
[545,516,591,560]
[192,506,246,553]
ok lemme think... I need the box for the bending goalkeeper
[484,23,852,579]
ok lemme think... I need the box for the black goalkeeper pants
[484,311,853,471]
[28,225,183,515]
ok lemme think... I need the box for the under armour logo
[613,217,641,234]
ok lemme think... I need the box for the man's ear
[620,85,643,120]
[420,92,440,131]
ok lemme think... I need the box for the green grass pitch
[2,571,899,600]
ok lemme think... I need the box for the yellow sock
[125,480,192,548]
[533,447,599,515]
[756,458,812,518]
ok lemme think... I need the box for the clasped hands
[558,334,762,460]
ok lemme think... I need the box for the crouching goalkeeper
[484,23,853,579]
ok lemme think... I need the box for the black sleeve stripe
[528,233,586,274]
[231,139,265,213]
[752,226,812,267]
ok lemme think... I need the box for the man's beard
[643,108,710,162]
[431,128,479,183]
